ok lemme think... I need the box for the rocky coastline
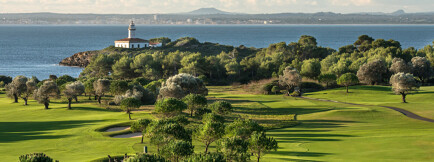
[59,51,99,67]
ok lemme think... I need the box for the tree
[19,153,54,162]
[131,119,151,143]
[84,78,97,100]
[208,101,233,115]
[390,58,412,74]
[411,56,433,84]
[179,53,206,76]
[146,118,192,151]
[217,137,250,162]
[300,58,321,80]
[93,79,110,104]
[121,98,142,120]
[154,98,187,117]
[278,67,302,96]
[160,140,194,162]
[357,59,388,85]
[249,131,278,162]
[34,81,60,109]
[110,80,129,95]
[318,73,337,88]
[63,81,85,109]
[56,75,76,87]
[337,73,359,93]
[226,119,264,140]
[182,94,207,117]
[195,113,226,153]
[5,76,28,103]
[390,73,420,103]
[20,79,37,105]
[159,73,208,99]
[112,56,136,79]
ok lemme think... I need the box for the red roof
[115,38,149,43]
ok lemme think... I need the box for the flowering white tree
[390,73,419,103]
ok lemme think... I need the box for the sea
[0,25,433,79]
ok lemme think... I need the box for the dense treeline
[77,35,434,87]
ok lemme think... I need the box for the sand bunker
[105,126,130,132]
[112,132,142,138]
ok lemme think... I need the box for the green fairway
[1,86,434,161]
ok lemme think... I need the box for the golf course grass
[1,85,434,161]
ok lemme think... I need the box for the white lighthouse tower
[114,20,150,48]
[128,21,136,38]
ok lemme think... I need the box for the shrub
[300,82,324,93]
[184,153,226,162]
[124,153,166,162]
[19,153,54,162]
[261,83,274,95]
[209,101,233,115]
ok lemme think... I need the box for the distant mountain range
[186,8,233,15]
[1,8,434,24]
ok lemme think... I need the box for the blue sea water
[0,25,433,79]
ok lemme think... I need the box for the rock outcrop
[59,51,99,67]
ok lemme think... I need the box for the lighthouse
[128,21,136,38]
[114,21,149,49]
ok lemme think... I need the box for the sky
[0,0,433,14]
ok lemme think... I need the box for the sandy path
[105,126,130,132]
[300,96,434,123]
[112,132,142,138]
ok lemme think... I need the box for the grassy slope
[304,86,434,119]
[0,86,434,161]
[208,86,434,162]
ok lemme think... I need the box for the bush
[300,82,324,93]
[209,101,233,115]
[184,153,226,162]
[195,107,212,117]
[124,153,166,162]
[262,83,274,94]
[110,80,129,95]
[132,77,151,86]
[19,153,54,162]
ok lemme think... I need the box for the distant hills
[186,8,233,15]
[1,8,434,24]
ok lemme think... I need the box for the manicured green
[1,85,434,161]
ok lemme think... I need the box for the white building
[115,21,149,48]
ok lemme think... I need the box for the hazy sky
[0,0,433,14]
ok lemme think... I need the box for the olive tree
[93,79,110,104]
[154,98,187,117]
[20,79,37,105]
[159,73,208,99]
[389,58,412,74]
[249,131,278,162]
[390,73,420,103]
[34,81,60,109]
[63,81,85,109]
[337,73,359,93]
[278,66,302,96]
[357,59,388,85]
[121,98,142,120]
[411,56,433,84]
[182,94,207,117]
[195,113,226,153]
[131,119,151,143]
[5,75,27,103]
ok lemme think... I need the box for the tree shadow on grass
[273,157,323,162]
[270,151,332,157]
[70,106,122,112]
[295,120,359,129]
[0,120,104,143]
[234,107,332,116]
